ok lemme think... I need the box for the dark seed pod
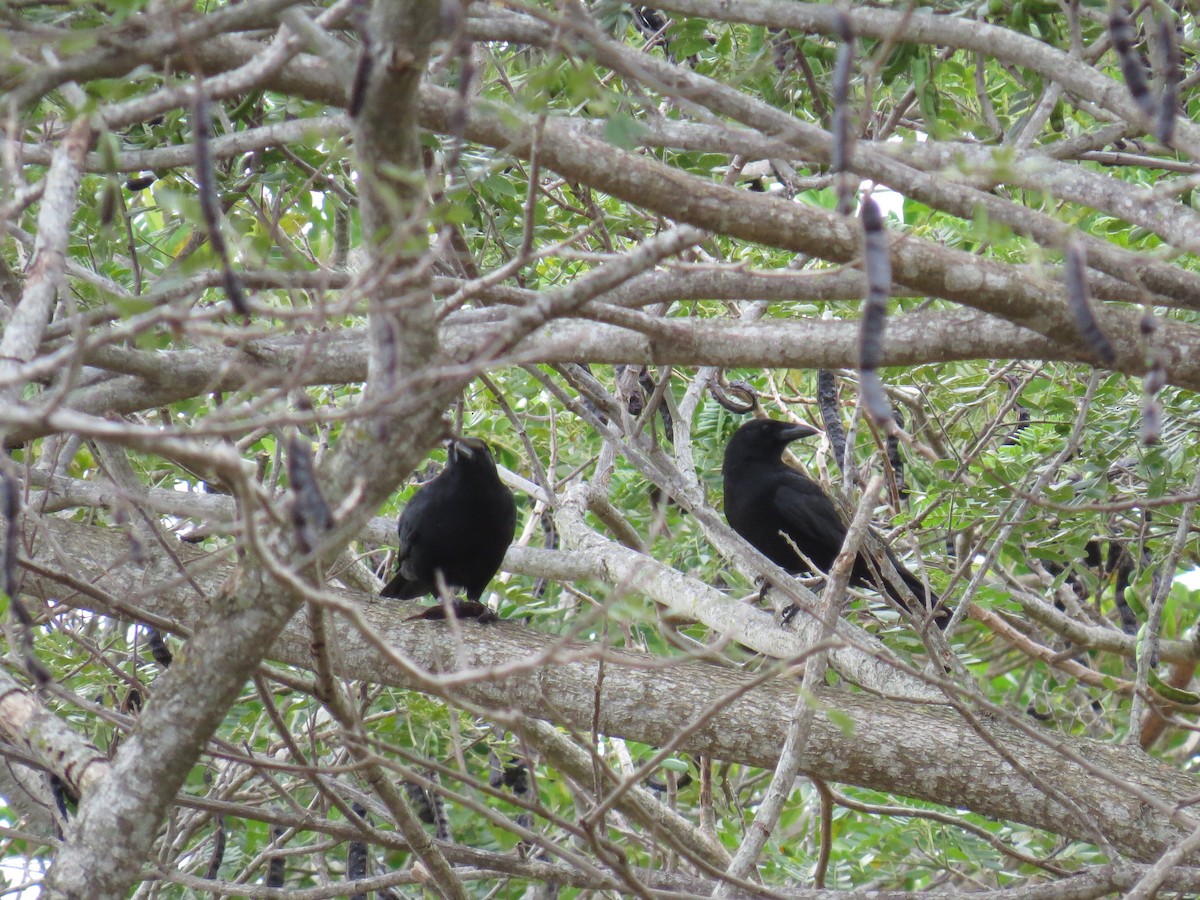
[266,825,286,887]
[205,814,227,879]
[348,801,368,899]
[1063,241,1116,366]
[817,370,848,475]
[1155,13,1180,146]
[858,197,895,429]
[831,12,856,215]
[147,628,173,667]
[1142,390,1162,445]
[287,436,332,556]
[124,174,156,192]
[192,88,249,319]
[1109,0,1154,117]
[98,180,119,227]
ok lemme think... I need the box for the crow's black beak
[779,423,820,443]
[447,438,475,461]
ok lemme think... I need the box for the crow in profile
[381,437,517,620]
[722,418,948,628]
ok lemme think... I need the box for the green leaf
[824,707,855,735]
[603,114,645,150]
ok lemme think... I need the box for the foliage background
[3,0,1200,896]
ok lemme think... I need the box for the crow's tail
[880,551,950,630]
[380,571,426,599]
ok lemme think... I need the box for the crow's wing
[380,485,438,599]
[770,477,848,572]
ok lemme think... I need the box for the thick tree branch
[0,669,108,805]
[416,83,1198,381]
[28,469,1196,668]
[0,309,1146,446]
[17,515,1200,864]
[652,0,1191,154]
[0,118,92,407]
[42,4,448,895]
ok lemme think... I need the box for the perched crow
[722,418,948,628]
[381,437,517,620]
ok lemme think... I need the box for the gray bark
[40,3,448,896]
[19,514,1200,864]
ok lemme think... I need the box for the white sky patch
[870,132,926,224]
[1176,568,1200,590]
[0,853,49,898]
[871,185,905,222]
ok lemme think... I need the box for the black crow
[381,437,517,620]
[722,418,948,628]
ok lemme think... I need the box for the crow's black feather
[722,418,947,628]
[382,438,517,619]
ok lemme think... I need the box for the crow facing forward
[722,418,947,628]
[382,437,517,620]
